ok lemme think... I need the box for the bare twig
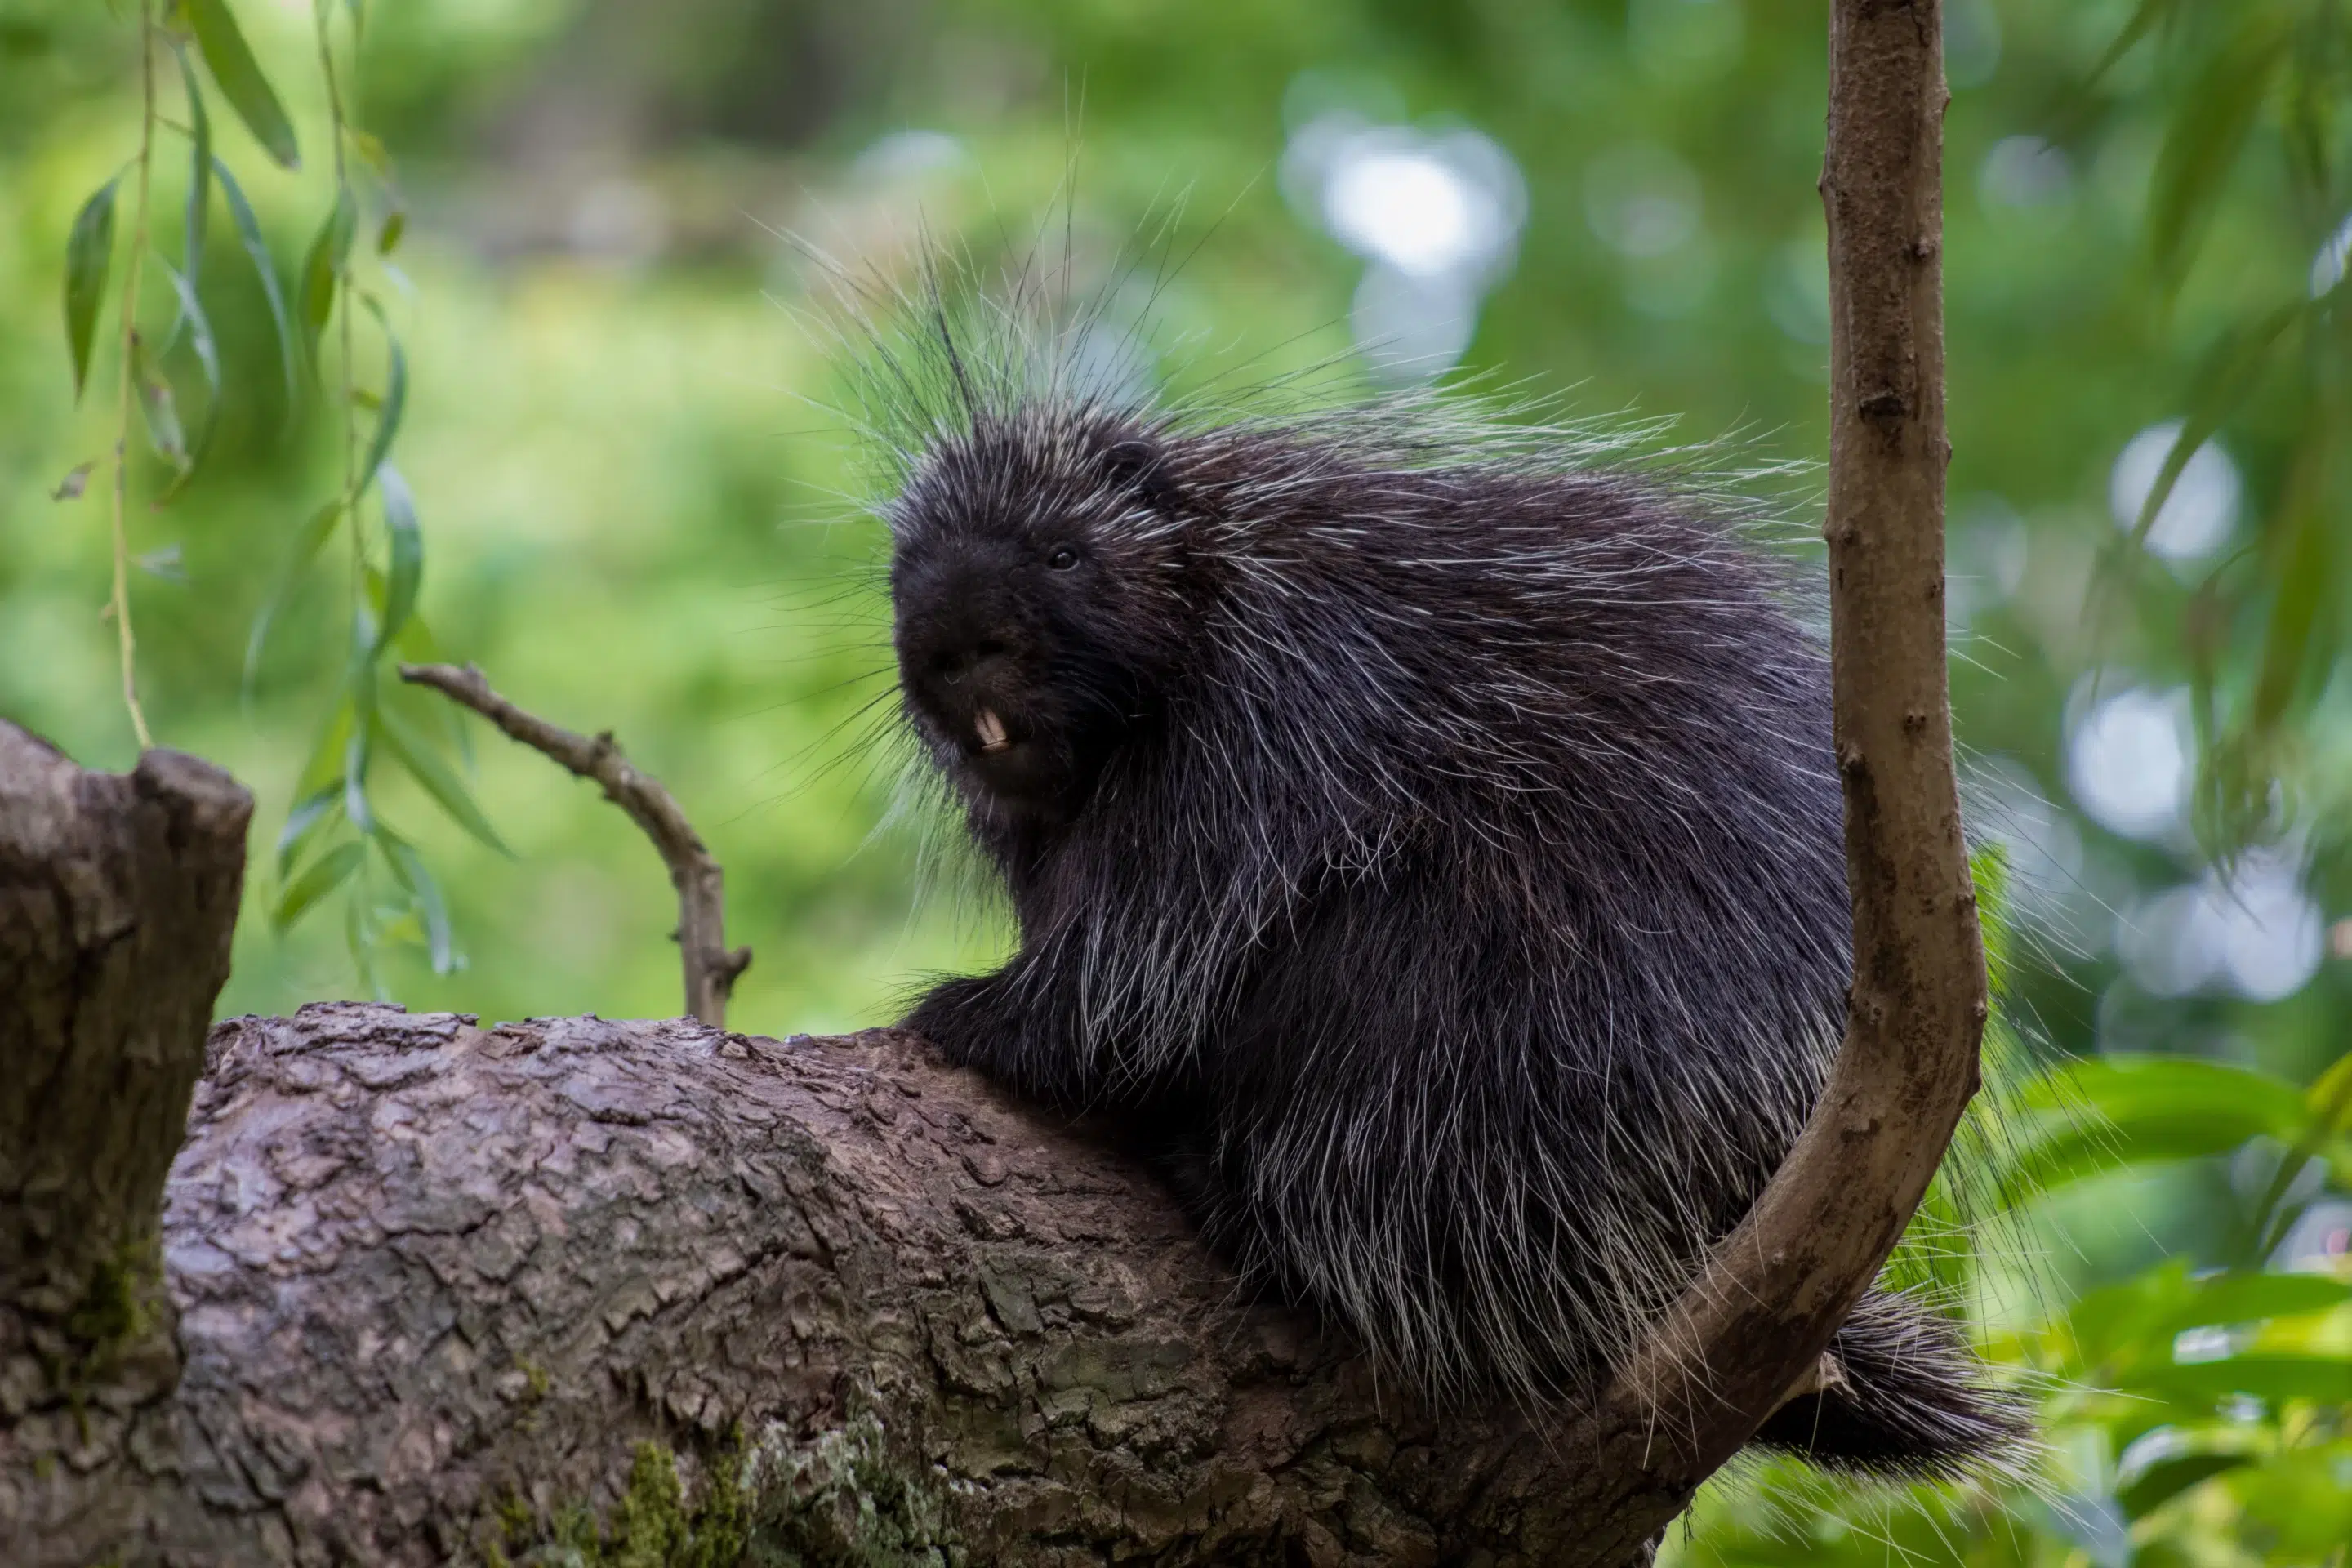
[398,662,751,1028]
[1551,4,1984,1557]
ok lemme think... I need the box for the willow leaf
[2149,16,2290,289]
[183,0,300,170]
[274,840,362,931]
[212,158,296,403]
[154,258,222,502]
[298,186,358,369]
[64,178,118,402]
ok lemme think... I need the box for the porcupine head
[858,267,2034,1485]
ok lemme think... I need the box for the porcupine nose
[927,635,1009,684]
[910,601,1019,755]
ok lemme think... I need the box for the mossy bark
[2,722,249,1552]
[2,735,1683,1568]
[11,998,1669,1566]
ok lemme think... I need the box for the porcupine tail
[1752,1287,2033,1477]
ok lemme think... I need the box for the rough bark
[11,1004,1671,1566]
[1533,4,1985,1560]
[1,724,251,1549]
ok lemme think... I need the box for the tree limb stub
[1545,3,1984,1557]
[397,662,751,1029]
[9,1004,1673,1566]
[1,721,250,1531]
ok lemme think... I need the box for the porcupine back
[849,283,2029,1476]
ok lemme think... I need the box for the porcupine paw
[901,973,1010,1071]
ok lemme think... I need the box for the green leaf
[2177,1272,2352,1329]
[157,258,223,396]
[153,259,222,503]
[182,0,301,171]
[2308,1049,2352,1133]
[135,544,188,583]
[273,840,363,931]
[291,693,356,804]
[345,873,379,997]
[51,461,95,501]
[298,185,358,370]
[2250,469,2330,728]
[343,714,376,836]
[2127,303,2302,551]
[212,158,296,403]
[243,498,343,696]
[131,334,190,471]
[2137,1353,2352,1409]
[2042,1056,2310,1134]
[176,44,212,286]
[378,207,407,256]
[2118,1453,2256,1520]
[376,706,510,856]
[2086,0,2185,87]
[275,786,342,877]
[2007,1055,2311,1196]
[64,177,118,402]
[2147,14,2290,289]
[2079,1269,2352,1370]
[374,463,421,653]
[356,296,408,491]
[377,832,458,973]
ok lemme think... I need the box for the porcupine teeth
[974,709,1010,753]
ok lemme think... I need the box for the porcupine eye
[1047,546,1080,571]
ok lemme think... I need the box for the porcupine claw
[974,708,1010,753]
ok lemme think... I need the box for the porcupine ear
[1098,434,1180,514]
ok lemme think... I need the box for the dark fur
[884,399,2026,1474]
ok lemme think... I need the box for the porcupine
[863,308,2029,1474]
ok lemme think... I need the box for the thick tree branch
[9,1004,1674,1566]
[398,662,751,1028]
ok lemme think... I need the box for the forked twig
[398,662,751,1028]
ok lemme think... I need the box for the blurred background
[3,0,2348,1559]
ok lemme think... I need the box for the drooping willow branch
[107,0,159,750]
[398,662,751,1027]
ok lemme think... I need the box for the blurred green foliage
[1669,1036,2352,1567]
[4,0,2350,1558]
